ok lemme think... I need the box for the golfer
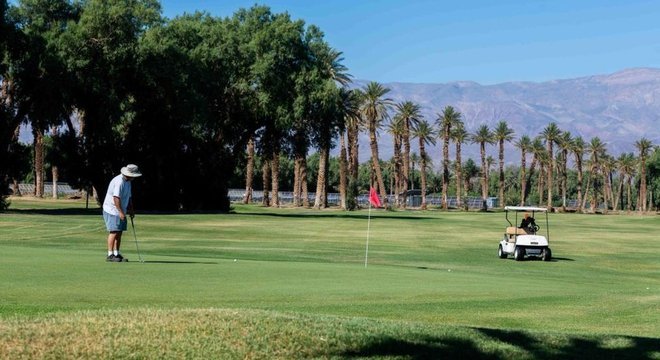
[102,164,142,262]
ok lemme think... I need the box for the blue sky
[159,0,660,85]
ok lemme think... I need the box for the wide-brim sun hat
[121,164,142,178]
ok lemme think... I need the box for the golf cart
[498,206,552,261]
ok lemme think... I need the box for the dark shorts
[103,211,127,232]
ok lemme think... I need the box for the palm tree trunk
[261,159,270,207]
[626,176,632,212]
[480,142,488,211]
[52,166,59,199]
[639,160,647,212]
[339,131,348,209]
[270,150,280,208]
[561,151,568,212]
[402,123,411,208]
[442,131,450,210]
[525,157,537,204]
[455,142,463,210]
[293,157,301,206]
[369,129,387,207]
[420,143,428,210]
[519,150,527,206]
[33,127,45,198]
[301,157,309,208]
[314,147,329,209]
[576,157,583,213]
[582,175,590,211]
[498,140,505,208]
[243,137,255,204]
[614,174,624,211]
[547,143,554,209]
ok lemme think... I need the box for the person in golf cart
[519,213,538,234]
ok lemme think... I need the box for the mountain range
[352,67,660,165]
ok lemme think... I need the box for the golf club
[130,216,144,263]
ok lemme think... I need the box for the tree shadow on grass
[340,336,492,360]
[476,327,660,360]
[338,329,660,360]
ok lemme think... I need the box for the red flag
[369,187,382,208]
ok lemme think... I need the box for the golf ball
[233,259,237,262]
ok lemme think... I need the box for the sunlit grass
[1,197,658,358]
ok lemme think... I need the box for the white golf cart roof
[504,206,548,212]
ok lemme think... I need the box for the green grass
[1,197,658,359]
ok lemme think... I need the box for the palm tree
[494,120,514,207]
[615,153,636,211]
[556,131,572,211]
[412,120,436,209]
[624,153,637,211]
[337,88,361,210]
[311,45,351,210]
[387,117,405,207]
[571,136,586,212]
[601,154,615,213]
[451,121,468,209]
[588,137,607,212]
[394,101,422,208]
[515,135,532,206]
[470,124,495,211]
[346,90,364,198]
[360,82,393,207]
[526,137,546,205]
[437,106,461,210]
[635,138,653,212]
[541,122,561,209]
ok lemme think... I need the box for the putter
[130,216,144,263]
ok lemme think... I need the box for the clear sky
[159,0,660,85]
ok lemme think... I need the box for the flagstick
[365,201,371,268]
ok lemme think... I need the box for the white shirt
[102,175,132,216]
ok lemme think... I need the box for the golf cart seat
[506,227,527,236]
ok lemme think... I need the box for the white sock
[113,250,119,256]
[108,251,113,256]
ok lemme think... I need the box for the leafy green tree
[0,0,15,210]
[59,0,162,204]
[6,0,77,197]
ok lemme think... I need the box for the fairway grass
[1,197,658,359]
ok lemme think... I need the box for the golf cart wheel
[498,245,507,259]
[542,248,552,262]
[514,246,525,261]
